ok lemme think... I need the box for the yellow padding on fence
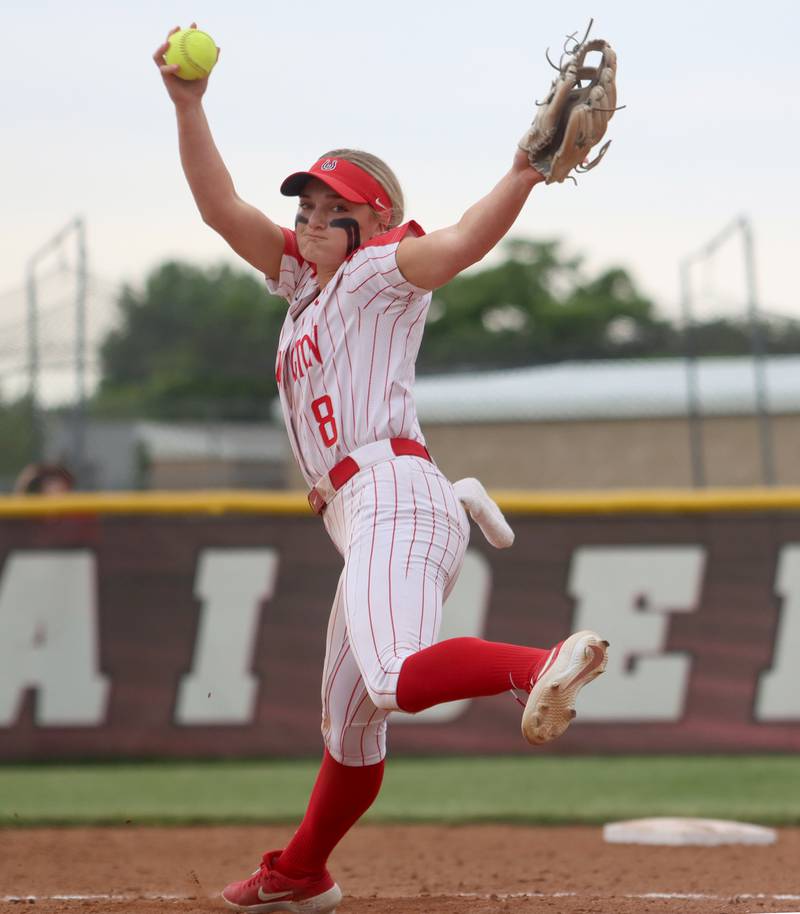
[0,490,309,517]
[494,487,800,514]
[3,487,800,517]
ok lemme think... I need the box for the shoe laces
[508,672,529,708]
[243,859,271,888]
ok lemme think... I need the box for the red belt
[307,438,432,515]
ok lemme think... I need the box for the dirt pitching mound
[2,824,799,913]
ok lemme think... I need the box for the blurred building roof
[413,355,800,423]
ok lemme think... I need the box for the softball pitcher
[155,23,612,914]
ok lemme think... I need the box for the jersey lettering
[311,395,339,447]
[270,227,430,486]
[289,325,322,382]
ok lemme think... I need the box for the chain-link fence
[0,219,120,491]
[3,216,800,494]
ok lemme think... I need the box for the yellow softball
[164,28,218,81]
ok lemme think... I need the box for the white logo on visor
[320,159,337,171]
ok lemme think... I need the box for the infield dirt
[2,824,799,913]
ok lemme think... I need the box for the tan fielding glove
[519,21,620,184]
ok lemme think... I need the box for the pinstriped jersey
[266,221,432,487]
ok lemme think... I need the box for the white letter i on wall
[175,549,278,725]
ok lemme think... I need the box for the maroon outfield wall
[0,503,799,760]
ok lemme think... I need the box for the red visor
[280,157,392,215]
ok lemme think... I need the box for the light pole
[25,216,88,477]
[679,215,774,488]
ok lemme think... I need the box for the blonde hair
[321,148,405,229]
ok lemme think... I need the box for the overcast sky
[3,0,799,348]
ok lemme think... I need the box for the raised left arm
[396,150,545,291]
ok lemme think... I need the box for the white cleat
[521,630,608,745]
[453,477,515,549]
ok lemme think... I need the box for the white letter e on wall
[567,545,705,722]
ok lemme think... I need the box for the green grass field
[1,756,799,827]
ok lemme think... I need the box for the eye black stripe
[330,218,360,256]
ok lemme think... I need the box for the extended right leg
[334,458,608,744]
[396,630,609,744]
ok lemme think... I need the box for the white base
[603,816,777,846]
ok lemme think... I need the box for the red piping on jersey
[362,221,425,247]
[279,226,304,264]
[279,221,425,270]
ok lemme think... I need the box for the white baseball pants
[320,455,470,766]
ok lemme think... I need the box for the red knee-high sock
[276,749,384,879]
[396,637,549,713]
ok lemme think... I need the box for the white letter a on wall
[0,551,109,726]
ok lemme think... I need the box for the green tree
[420,239,674,372]
[0,396,38,486]
[94,262,286,420]
[678,315,800,359]
[92,248,800,423]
